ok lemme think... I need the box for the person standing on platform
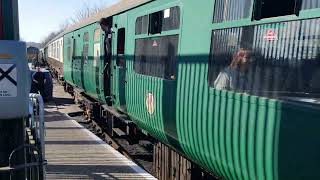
[32,67,46,98]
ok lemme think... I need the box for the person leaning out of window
[214,48,253,92]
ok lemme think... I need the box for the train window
[53,43,56,58]
[84,32,89,42]
[117,28,126,67]
[162,7,180,31]
[134,35,178,80]
[208,18,320,104]
[302,0,320,10]
[254,0,298,20]
[117,28,125,55]
[135,15,148,35]
[72,38,76,57]
[93,43,100,67]
[213,0,252,23]
[94,29,100,42]
[149,11,162,34]
[149,6,180,34]
[57,42,60,59]
[83,44,89,63]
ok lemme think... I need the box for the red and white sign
[263,29,278,41]
[145,93,155,115]
[152,40,158,47]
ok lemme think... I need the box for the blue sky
[18,0,119,43]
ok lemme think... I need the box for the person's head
[230,48,253,71]
[100,18,110,32]
[36,66,41,72]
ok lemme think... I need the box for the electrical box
[0,40,30,119]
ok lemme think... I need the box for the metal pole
[29,93,46,180]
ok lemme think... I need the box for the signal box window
[134,35,179,80]
[254,0,299,20]
[208,18,320,104]
[213,0,252,23]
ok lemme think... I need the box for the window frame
[209,0,320,106]
[212,0,320,29]
[134,5,182,39]
[133,4,182,80]
[135,15,149,35]
[133,35,180,80]
[94,28,101,43]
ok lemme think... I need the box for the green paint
[60,0,320,179]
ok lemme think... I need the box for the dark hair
[100,18,108,25]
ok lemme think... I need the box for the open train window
[254,0,300,20]
[149,11,163,34]
[148,6,181,35]
[116,28,126,67]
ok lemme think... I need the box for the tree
[40,1,107,47]
[70,2,104,24]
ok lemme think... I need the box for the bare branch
[69,2,104,25]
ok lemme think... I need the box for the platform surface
[45,82,155,179]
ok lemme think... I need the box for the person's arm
[214,71,230,90]
[32,72,39,84]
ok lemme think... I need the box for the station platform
[44,82,155,179]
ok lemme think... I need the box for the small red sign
[152,40,158,47]
[263,29,278,41]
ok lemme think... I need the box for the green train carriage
[60,0,320,179]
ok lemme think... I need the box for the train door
[63,34,73,85]
[98,18,112,103]
[131,6,182,147]
[112,15,127,111]
[71,33,76,85]
[72,30,83,88]
[92,27,104,101]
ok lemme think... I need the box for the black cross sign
[0,64,17,86]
